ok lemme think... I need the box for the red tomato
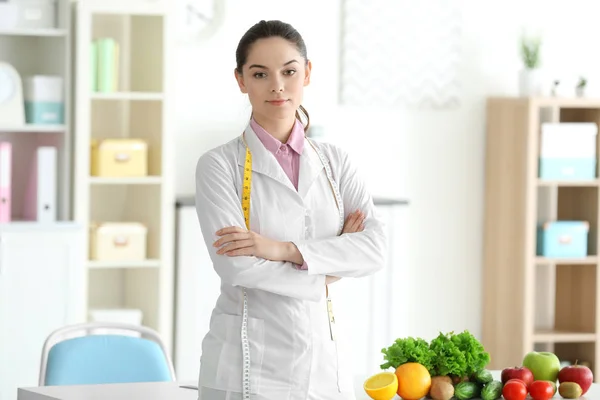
[503,379,528,400]
[529,380,554,400]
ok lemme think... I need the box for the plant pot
[576,86,586,97]
[519,69,543,97]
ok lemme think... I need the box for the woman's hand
[342,210,365,234]
[214,226,290,261]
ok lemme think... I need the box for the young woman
[194,19,387,400]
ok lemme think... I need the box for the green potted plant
[519,34,542,96]
[576,76,587,97]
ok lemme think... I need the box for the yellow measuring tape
[242,144,252,230]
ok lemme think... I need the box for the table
[17,374,600,399]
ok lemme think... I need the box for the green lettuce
[380,337,434,370]
[450,330,491,376]
[380,330,491,379]
[429,332,467,376]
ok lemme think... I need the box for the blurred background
[2,0,600,398]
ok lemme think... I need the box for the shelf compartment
[0,132,67,222]
[556,186,598,256]
[555,264,597,333]
[91,13,163,93]
[88,268,161,333]
[90,185,162,260]
[91,100,163,176]
[559,108,600,179]
[88,259,160,269]
[0,35,67,78]
[534,263,596,345]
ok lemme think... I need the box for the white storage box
[0,0,57,30]
[89,308,144,337]
[23,75,64,124]
[539,123,598,180]
[89,222,147,261]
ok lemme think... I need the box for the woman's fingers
[213,232,249,247]
[216,239,254,255]
[343,210,365,233]
[216,226,246,235]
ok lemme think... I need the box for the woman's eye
[253,72,267,78]
[284,69,296,76]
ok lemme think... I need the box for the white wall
[173,0,600,343]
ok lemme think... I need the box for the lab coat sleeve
[195,150,327,302]
[293,146,387,278]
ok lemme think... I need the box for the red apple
[501,366,534,388]
[558,363,593,395]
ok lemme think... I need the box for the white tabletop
[17,381,199,400]
[17,374,600,399]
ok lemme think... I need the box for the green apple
[522,351,561,382]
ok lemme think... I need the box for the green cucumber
[481,380,503,400]
[473,369,493,384]
[454,381,480,400]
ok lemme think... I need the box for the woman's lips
[268,99,288,106]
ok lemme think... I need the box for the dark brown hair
[235,20,310,131]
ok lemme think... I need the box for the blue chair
[38,322,176,386]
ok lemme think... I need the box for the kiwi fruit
[430,376,455,400]
[559,382,583,399]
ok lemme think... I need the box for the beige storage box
[91,138,148,177]
[90,222,147,261]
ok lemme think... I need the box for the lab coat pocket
[215,314,265,394]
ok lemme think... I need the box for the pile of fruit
[499,351,593,400]
[363,331,594,400]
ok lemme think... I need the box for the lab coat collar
[297,137,325,199]
[239,123,297,194]
[238,123,324,199]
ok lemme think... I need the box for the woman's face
[235,37,311,124]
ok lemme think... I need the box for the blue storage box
[24,101,64,124]
[536,221,589,258]
[539,158,596,181]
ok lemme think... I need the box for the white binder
[24,146,57,222]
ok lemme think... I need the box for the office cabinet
[0,224,85,400]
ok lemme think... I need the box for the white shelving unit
[0,0,72,221]
[0,3,88,398]
[72,0,175,351]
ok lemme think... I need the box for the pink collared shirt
[250,117,304,190]
[251,117,309,270]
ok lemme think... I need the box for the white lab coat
[194,122,387,400]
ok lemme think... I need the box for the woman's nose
[271,77,284,92]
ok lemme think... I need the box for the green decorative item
[518,34,543,97]
[520,35,542,69]
[576,76,587,97]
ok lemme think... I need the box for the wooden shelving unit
[483,97,600,381]
[72,0,175,351]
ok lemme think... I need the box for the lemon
[364,371,398,400]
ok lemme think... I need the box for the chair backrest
[39,322,176,386]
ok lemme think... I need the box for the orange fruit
[364,372,398,400]
[395,362,431,400]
